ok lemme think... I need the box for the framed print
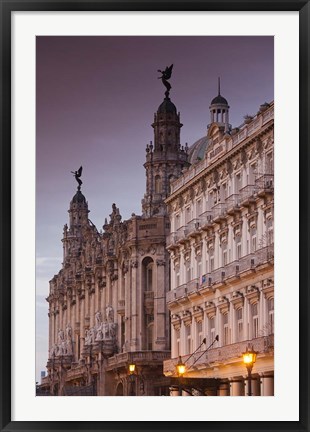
[1,1,309,431]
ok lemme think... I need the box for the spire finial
[218,77,221,95]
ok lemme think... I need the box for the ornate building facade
[45,88,189,396]
[43,75,274,397]
[163,92,274,396]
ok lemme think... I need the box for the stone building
[44,76,274,397]
[45,89,189,396]
[163,91,274,396]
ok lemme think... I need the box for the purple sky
[36,36,274,381]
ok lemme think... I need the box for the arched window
[142,257,154,291]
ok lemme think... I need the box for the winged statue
[158,64,173,98]
[71,166,83,190]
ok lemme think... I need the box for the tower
[142,71,189,217]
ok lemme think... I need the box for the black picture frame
[1,1,308,431]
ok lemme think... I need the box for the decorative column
[80,296,85,354]
[230,379,244,396]
[130,258,139,350]
[155,257,167,350]
[260,375,274,396]
[245,375,260,396]
[218,382,230,396]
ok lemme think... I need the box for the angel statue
[158,64,173,98]
[71,166,83,190]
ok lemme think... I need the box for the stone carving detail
[131,260,138,268]
[84,309,117,346]
[50,324,73,357]
[156,259,166,266]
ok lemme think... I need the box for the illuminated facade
[43,82,274,397]
[163,94,274,396]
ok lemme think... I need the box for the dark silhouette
[158,64,173,98]
[71,166,83,190]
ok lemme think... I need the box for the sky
[36,36,274,382]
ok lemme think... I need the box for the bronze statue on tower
[71,166,83,190]
[158,64,173,98]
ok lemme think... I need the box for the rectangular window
[185,325,191,355]
[185,206,191,224]
[223,314,229,345]
[210,256,214,272]
[196,199,202,217]
[186,265,191,283]
[252,303,259,338]
[196,321,203,349]
[268,298,274,334]
[252,236,257,253]
[235,173,242,193]
[221,183,227,202]
[197,257,202,278]
[237,243,242,260]
[237,308,243,342]
[175,214,180,230]
[176,329,181,356]
[223,249,227,266]
[209,317,215,344]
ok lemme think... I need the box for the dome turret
[157,97,177,114]
[209,78,230,132]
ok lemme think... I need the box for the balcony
[107,350,171,371]
[187,278,199,296]
[176,226,187,244]
[255,174,274,197]
[163,335,274,376]
[225,194,241,215]
[185,219,201,238]
[212,202,227,222]
[239,185,257,206]
[167,246,274,304]
[210,267,225,285]
[200,211,213,229]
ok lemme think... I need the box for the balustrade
[163,335,274,375]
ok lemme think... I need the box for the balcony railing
[200,211,213,227]
[212,202,227,219]
[107,351,171,370]
[239,184,257,203]
[163,335,274,375]
[187,278,199,295]
[167,245,274,303]
[210,267,225,284]
[255,174,274,191]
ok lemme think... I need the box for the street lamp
[128,362,136,396]
[242,345,257,396]
[128,363,136,375]
[176,356,186,396]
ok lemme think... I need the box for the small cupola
[209,78,230,132]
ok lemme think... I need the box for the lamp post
[176,356,186,396]
[128,363,136,396]
[242,345,257,396]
